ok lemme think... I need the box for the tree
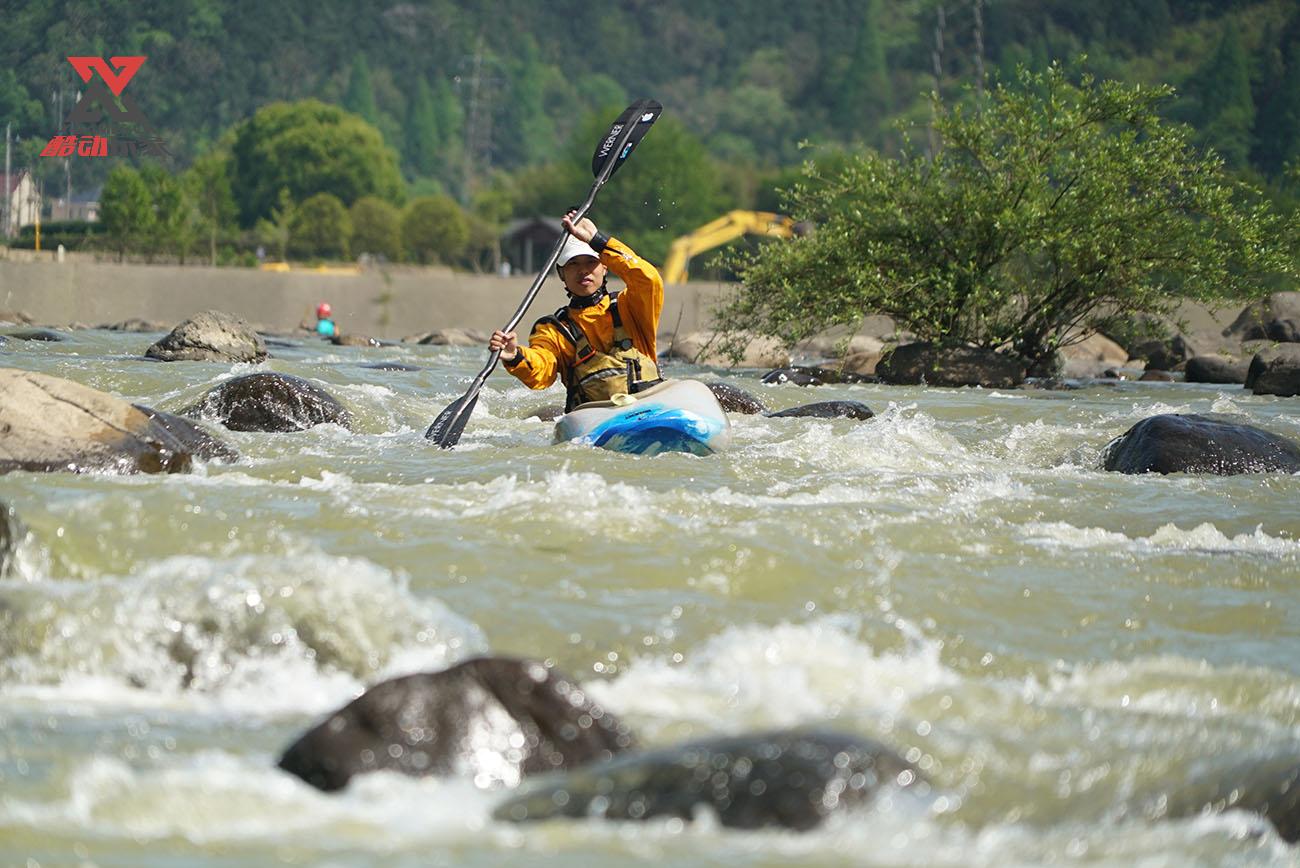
[350,195,402,261]
[717,64,1299,369]
[405,77,440,177]
[401,195,469,264]
[834,0,891,139]
[343,54,379,127]
[99,166,154,259]
[140,164,192,261]
[229,100,403,226]
[1254,42,1300,177]
[185,151,237,266]
[290,192,351,259]
[1183,24,1255,168]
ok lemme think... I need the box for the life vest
[535,293,663,411]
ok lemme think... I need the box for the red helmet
[316,302,332,318]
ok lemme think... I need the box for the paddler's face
[560,256,606,297]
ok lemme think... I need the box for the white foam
[1020,522,1300,556]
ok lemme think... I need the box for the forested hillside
[3,0,1297,259]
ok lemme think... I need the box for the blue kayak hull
[553,380,731,456]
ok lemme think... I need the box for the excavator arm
[662,210,797,283]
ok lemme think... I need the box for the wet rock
[145,310,268,363]
[1101,414,1300,475]
[1246,345,1300,398]
[278,656,635,792]
[762,366,872,387]
[1152,751,1300,844]
[1138,369,1175,382]
[705,382,767,415]
[1185,355,1249,385]
[762,368,823,387]
[1020,377,1081,391]
[494,729,926,832]
[98,318,170,333]
[767,401,875,420]
[0,368,192,474]
[407,328,490,347]
[524,404,565,422]
[1102,368,1127,380]
[877,343,1026,388]
[1223,292,1300,343]
[667,331,791,369]
[332,334,382,347]
[359,362,421,372]
[4,329,65,342]
[182,372,353,432]
[1129,337,1195,372]
[131,405,239,462]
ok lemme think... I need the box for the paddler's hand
[561,210,598,244]
[489,330,519,362]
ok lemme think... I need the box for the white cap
[557,234,601,268]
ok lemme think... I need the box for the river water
[1,329,1298,867]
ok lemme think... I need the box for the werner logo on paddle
[40,55,171,159]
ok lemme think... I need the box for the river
[1,329,1298,866]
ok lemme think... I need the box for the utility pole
[3,122,10,239]
[460,34,497,204]
[971,0,985,104]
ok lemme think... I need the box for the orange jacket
[504,236,663,391]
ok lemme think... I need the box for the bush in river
[717,62,1300,371]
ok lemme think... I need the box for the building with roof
[3,170,41,238]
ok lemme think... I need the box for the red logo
[66,56,147,96]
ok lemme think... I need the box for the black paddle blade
[592,99,662,180]
[425,391,479,448]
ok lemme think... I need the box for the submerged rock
[4,328,65,342]
[131,405,239,462]
[877,343,1026,388]
[0,368,192,474]
[705,382,767,415]
[182,372,353,432]
[279,656,635,792]
[145,310,268,363]
[767,400,875,420]
[1246,345,1300,398]
[1101,413,1300,475]
[524,404,565,422]
[494,729,926,832]
[359,362,421,372]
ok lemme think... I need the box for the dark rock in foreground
[877,343,1026,388]
[1101,414,1300,475]
[0,368,192,474]
[182,372,353,432]
[279,657,635,792]
[1185,355,1249,385]
[494,729,926,832]
[145,310,268,363]
[706,382,767,415]
[1246,345,1300,397]
[768,401,875,420]
[131,405,239,462]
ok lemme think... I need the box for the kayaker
[314,302,337,338]
[489,210,664,411]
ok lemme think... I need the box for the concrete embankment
[0,254,728,339]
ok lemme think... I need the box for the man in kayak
[489,210,664,411]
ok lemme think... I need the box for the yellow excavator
[661,210,801,284]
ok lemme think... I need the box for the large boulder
[1059,332,1130,378]
[666,331,791,369]
[791,333,885,359]
[1101,414,1300,475]
[494,729,926,832]
[278,657,636,792]
[0,369,193,474]
[767,401,875,420]
[182,372,354,432]
[1223,292,1300,343]
[842,349,883,377]
[705,382,767,415]
[877,343,1026,388]
[145,310,268,363]
[1185,355,1249,385]
[4,329,65,342]
[131,405,239,462]
[1246,344,1300,397]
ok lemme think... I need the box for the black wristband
[503,348,525,367]
[590,231,610,252]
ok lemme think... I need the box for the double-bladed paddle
[425,99,662,448]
